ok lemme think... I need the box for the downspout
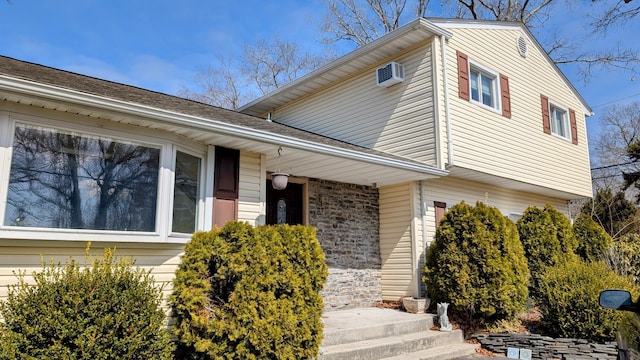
[441,35,454,168]
[419,180,428,297]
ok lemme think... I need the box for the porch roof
[0,55,447,187]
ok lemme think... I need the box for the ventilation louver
[376,62,405,87]
[517,35,528,57]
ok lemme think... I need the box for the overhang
[0,73,447,187]
[239,18,453,117]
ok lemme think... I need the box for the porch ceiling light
[272,146,289,190]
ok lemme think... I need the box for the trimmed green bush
[573,212,612,262]
[171,221,328,359]
[516,204,577,299]
[423,202,529,323]
[536,259,638,342]
[0,247,174,360]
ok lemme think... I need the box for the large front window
[4,125,160,231]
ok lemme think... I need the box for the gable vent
[517,35,528,57]
[376,62,405,87]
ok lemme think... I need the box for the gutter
[0,75,449,177]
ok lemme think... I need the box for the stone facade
[308,179,382,310]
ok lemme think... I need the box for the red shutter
[456,51,470,101]
[541,95,551,134]
[569,109,578,145]
[213,147,239,228]
[500,74,511,118]
[434,201,447,227]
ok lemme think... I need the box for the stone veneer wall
[307,179,382,311]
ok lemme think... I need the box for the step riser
[319,330,464,360]
[322,317,434,346]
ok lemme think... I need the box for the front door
[266,181,303,225]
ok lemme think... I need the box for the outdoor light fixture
[271,146,289,190]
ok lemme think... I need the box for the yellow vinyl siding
[379,183,416,301]
[422,176,570,248]
[273,43,438,165]
[0,243,184,314]
[238,151,264,225]
[439,25,591,198]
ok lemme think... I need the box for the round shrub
[423,202,529,323]
[0,248,174,360]
[171,221,328,360]
[573,212,612,262]
[536,259,638,342]
[516,204,577,299]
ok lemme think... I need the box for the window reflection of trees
[5,125,160,231]
[172,151,200,233]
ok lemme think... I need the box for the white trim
[468,60,502,114]
[238,18,453,113]
[169,147,206,236]
[0,75,447,178]
[548,100,572,142]
[204,145,216,231]
[0,112,209,243]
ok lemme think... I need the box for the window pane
[470,71,479,101]
[172,151,200,233]
[4,125,159,231]
[481,75,493,107]
[551,107,567,138]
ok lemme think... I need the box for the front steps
[319,308,478,360]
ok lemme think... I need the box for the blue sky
[1,1,639,159]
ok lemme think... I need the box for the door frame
[265,175,308,225]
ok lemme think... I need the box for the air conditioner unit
[376,62,405,87]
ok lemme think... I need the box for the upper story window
[550,104,570,140]
[540,94,578,145]
[456,51,511,118]
[0,118,205,241]
[470,65,497,109]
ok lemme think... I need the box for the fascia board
[0,75,448,177]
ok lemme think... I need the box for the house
[239,18,592,304]
[0,17,591,311]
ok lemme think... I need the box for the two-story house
[0,18,591,311]
[239,18,592,304]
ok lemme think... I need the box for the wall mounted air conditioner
[376,62,405,87]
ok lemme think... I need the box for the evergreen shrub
[0,247,174,360]
[605,233,640,285]
[423,202,529,323]
[171,221,328,359]
[573,212,612,262]
[516,204,577,299]
[536,259,637,342]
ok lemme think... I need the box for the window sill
[0,227,192,244]
[470,100,502,115]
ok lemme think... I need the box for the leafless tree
[320,0,640,80]
[591,102,640,192]
[591,0,639,34]
[180,38,329,110]
[178,56,248,110]
[321,0,430,46]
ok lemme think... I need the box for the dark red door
[266,181,303,225]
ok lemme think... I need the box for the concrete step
[321,312,434,347]
[380,342,480,360]
[318,328,467,360]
